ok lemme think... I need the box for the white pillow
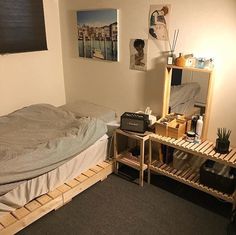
[60,100,116,123]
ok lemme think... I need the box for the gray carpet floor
[17,173,230,235]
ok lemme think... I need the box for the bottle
[175,53,186,67]
[196,116,203,140]
[191,115,198,133]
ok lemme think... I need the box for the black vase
[215,138,230,154]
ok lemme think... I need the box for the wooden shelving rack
[148,134,236,205]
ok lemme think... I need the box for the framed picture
[77,9,118,61]
[149,5,171,40]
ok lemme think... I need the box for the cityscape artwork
[77,9,118,61]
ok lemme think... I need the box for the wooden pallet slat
[0,213,17,228]
[90,165,103,173]
[57,184,71,193]
[12,207,30,220]
[47,189,63,199]
[97,161,110,169]
[66,179,80,188]
[36,194,52,205]
[0,223,4,231]
[75,174,89,183]
[25,200,41,212]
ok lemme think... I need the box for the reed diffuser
[167,29,179,65]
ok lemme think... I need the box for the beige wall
[0,0,66,116]
[59,0,236,146]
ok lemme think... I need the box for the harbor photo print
[77,9,118,61]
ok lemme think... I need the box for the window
[0,0,47,54]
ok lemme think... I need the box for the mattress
[0,104,107,190]
[0,134,108,213]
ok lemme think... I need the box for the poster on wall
[77,9,118,61]
[149,5,171,40]
[130,39,148,71]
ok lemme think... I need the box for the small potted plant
[215,128,231,154]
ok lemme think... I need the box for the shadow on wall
[143,52,167,116]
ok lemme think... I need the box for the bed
[0,101,116,214]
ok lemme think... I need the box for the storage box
[155,119,168,136]
[167,119,186,139]
[200,160,236,194]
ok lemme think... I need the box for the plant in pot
[215,128,231,154]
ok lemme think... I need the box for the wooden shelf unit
[148,134,236,205]
[114,129,150,186]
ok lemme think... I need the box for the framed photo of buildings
[77,9,118,61]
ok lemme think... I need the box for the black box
[200,160,236,194]
[120,112,149,133]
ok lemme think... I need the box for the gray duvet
[0,104,107,186]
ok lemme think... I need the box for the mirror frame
[162,65,214,140]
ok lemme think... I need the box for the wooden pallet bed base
[0,161,113,235]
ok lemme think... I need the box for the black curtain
[0,0,47,54]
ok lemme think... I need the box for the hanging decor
[77,9,118,61]
[149,5,171,41]
[129,39,148,71]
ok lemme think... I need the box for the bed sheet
[0,104,107,188]
[0,134,108,213]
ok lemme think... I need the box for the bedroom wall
[0,0,65,116]
[59,0,236,146]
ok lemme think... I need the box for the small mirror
[163,66,213,139]
[169,69,209,117]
